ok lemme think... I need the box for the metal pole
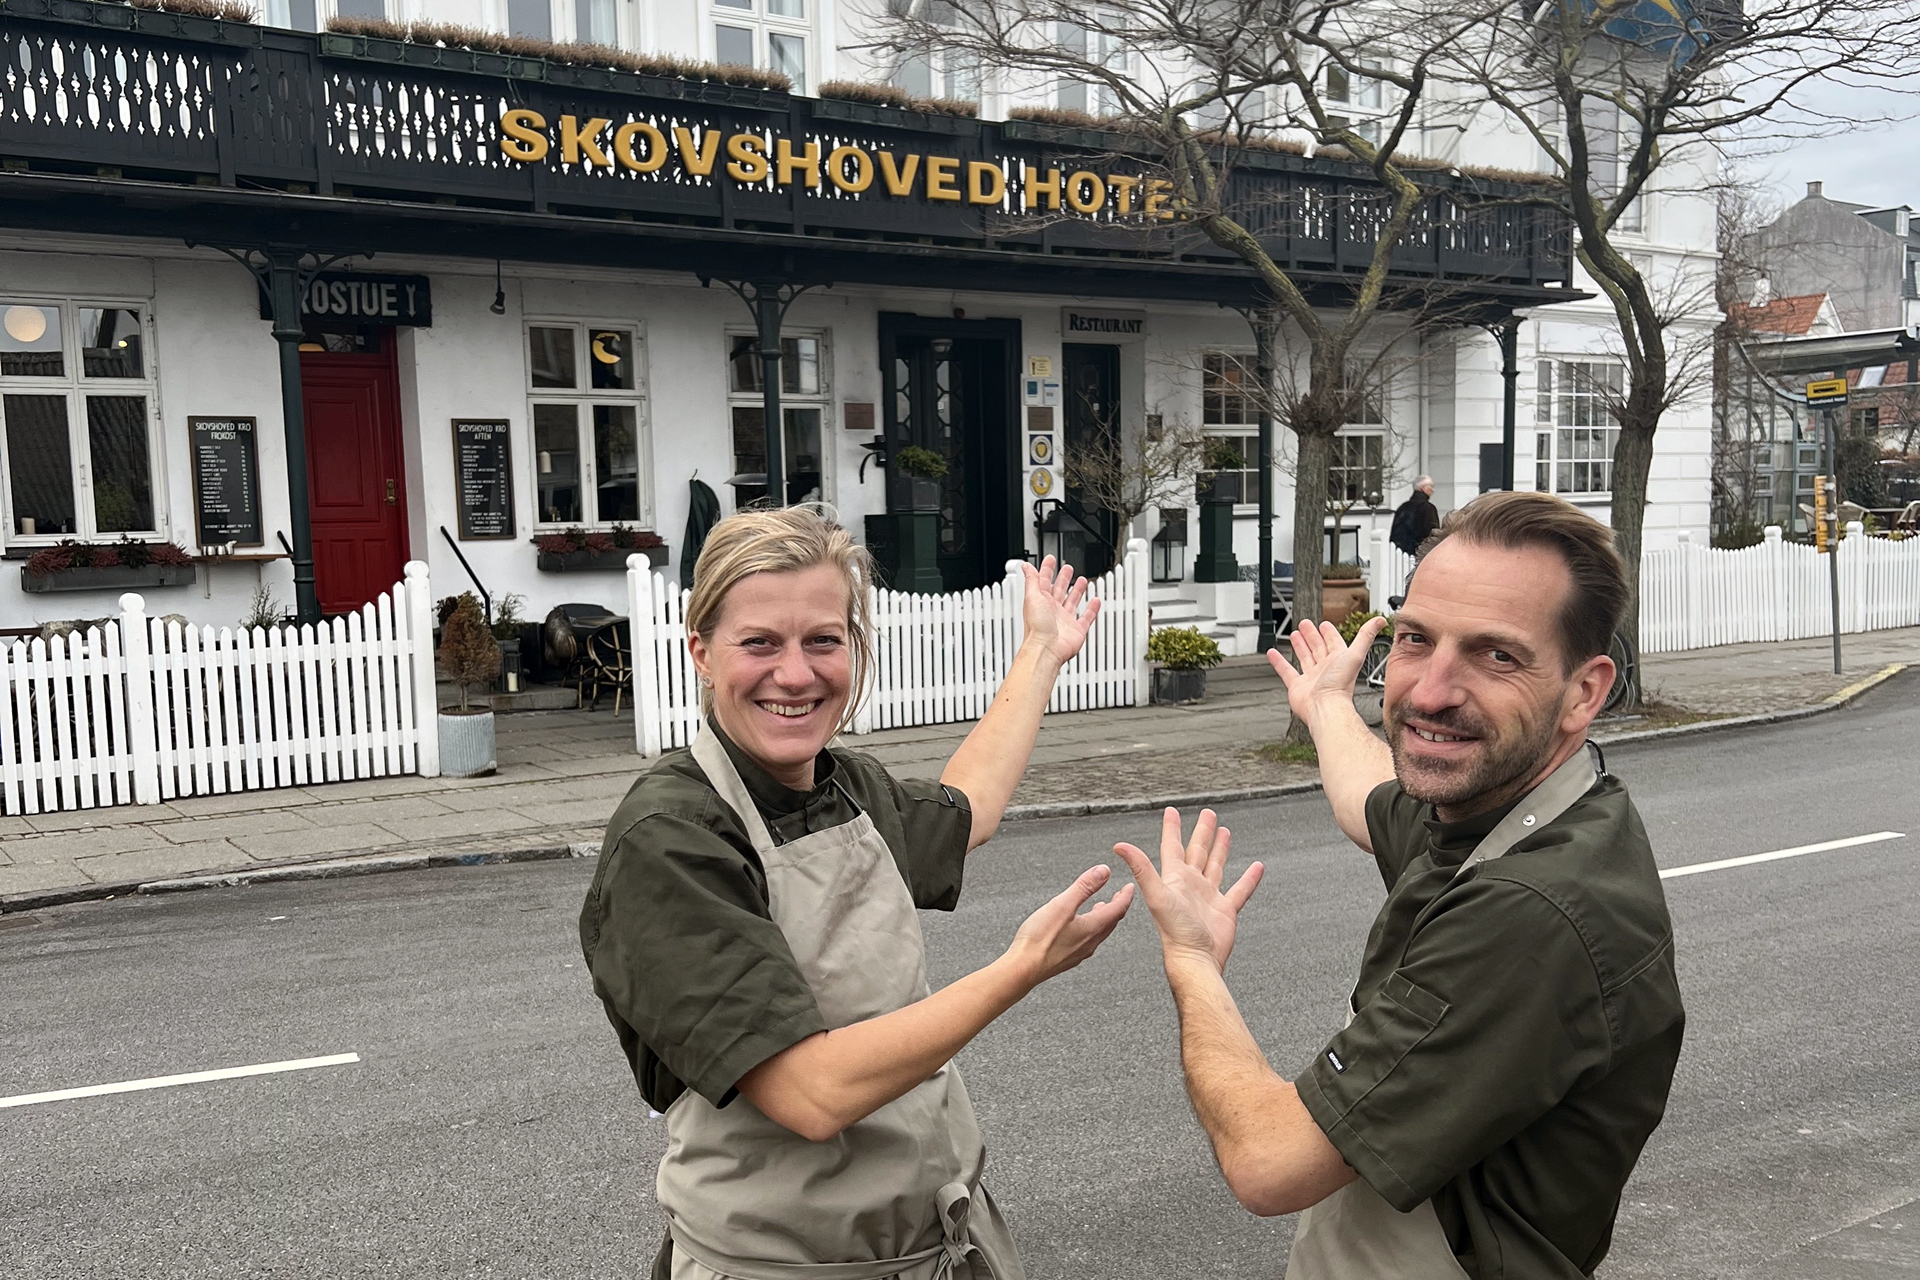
[1826,406,1842,675]
[756,285,785,507]
[1498,316,1520,491]
[266,253,320,624]
[1255,316,1277,651]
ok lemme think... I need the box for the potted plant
[21,538,197,594]
[490,592,527,692]
[437,592,501,777]
[893,444,949,511]
[1322,563,1370,625]
[533,524,668,571]
[1147,625,1223,705]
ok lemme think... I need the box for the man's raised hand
[1267,616,1388,736]
[1114,808,1264,974]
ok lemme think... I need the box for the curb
[4,663,1906,914]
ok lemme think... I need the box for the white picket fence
[627,539,1152,756]
[1369,525,1920,656]
[0,563,440,817]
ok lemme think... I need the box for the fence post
[1674,531,1696,651]
[1368,530,1391,609]
[403,561,440,778]
[1126,537,1150,706]
[852,582,877,736]
[1763,526,1784,642]
[118,593,162,805]
[1845,522,1867,633]
[628,555,662,757]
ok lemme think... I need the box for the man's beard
[1386,697,1561,812]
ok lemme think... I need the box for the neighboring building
[1716,287,1842,533]
[1747,182,1920,333]
[0,0,1717,646]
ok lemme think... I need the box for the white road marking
[1661,832,1907,880]
[0,1052,360,1110]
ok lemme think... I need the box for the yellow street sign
[1813,475,1829,551]
[1806,377,1849,405]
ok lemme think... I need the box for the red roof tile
[1727,293,1829,336]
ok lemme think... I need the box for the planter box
[20,563,196,594]
[813,96,981,136]
[1151,667,1208,706]
[535,544,668,573]
[1322,579,1370,626]
[438,709,497,778]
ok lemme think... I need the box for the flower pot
[20,563,196,594]
[1322,579,1370,626]
[536,544,668,572]
[438,709,497,778]
[1151,667,1208,706]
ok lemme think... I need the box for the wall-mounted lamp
[489,259,506,316]
[930,337,953,358]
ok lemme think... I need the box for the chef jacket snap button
[1523,814,1536,826]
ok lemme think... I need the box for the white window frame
[707,0,813,94]
[1534,357,1623,497]
[724,327,833,510]
[1324,57,1391,148]
[1199,350,1262,510]
[524,317,653,532]
[0,296,167,548]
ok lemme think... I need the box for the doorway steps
[1147,584,1262,657]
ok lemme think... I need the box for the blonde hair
[685,504,875,734]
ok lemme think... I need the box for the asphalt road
[2,672,1915,1279]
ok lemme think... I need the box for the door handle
[385,479,397,505]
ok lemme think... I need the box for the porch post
[265,252,321,623]
[1255,313,1278,651]
[756,284,786,507]
[1496,314,1521,492]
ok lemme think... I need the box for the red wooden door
[300,341,409,615]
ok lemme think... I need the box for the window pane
[769,33,806,92]
[577,0,615,44]
[334,0,383,16]
[715,24,754,67]
[783,336,820,395]
[786,407,822,505]
[529,327,577,389]
[533,403,582,524]
[768,0,803,14]
[506,0,550,40]
[80,308,143,378]
[731,336,763,393]
[5,394,76,535]
[715,0,751,8]
[593,404,641,523]
[731,405,769,508]
[588,328,636,391]
[86,395,153,532]
[1,304,63,378]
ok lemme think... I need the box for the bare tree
[871,0,1516,679]
[1061,404,1210,531]
[1443,0,1920,685]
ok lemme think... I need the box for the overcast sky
[1736,78,1919,213]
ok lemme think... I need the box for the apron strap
[1452,743,1599,880]
[691,727,779,857]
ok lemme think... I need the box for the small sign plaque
[452,419,516,540]
[1028,434,1055,466]
[1806,377,1849,406]
[189,416,262,546]
[1028,355,1054,377]
[1029,467,1055,497]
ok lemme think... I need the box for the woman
[580,505,1134,1280]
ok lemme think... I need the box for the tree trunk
[1283,421,1339,746]
[1608,396,1660,707]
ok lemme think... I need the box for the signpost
[1807,379,1847,675]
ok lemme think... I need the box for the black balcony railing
[0,0,1572,290]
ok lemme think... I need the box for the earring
[701,676,713,688]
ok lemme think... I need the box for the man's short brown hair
[1422,491,1627,669]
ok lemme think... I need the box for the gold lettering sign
[495,113,1176,220]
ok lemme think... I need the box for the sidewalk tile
[22,807,134,835]
[75,841,251,883]
[370,808,542,843]
[0,861,89,895]
[503,799,620,830]
[226,822,399,860]
[4,825,174,862]
[155,789,321,818]
[151,809,318,844]
[312,794,458,825]
[0,816,33,838]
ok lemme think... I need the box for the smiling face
[687,564,855,792]
[1383,536,1612,820]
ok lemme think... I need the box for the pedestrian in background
[1116,491,1684,1279]
[1390,475,1442,557]
[580,505,1132,1280]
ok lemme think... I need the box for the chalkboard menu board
[189,416,262,546]
[452,419,516,540]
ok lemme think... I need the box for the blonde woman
[580,506,1133,1280]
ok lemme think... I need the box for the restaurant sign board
[257,273,434,328]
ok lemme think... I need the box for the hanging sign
[1805,377,1848,407]
[452,419,516,540]
[258,273,434,327]
[189,416,262,547]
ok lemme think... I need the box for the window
[577,0,617,44]
[1330,435,1385,505]
[1325,59,1386,146]
[727,333,828,509]
[526,322,650,528]
[712,0,810,93]
[1534,359,1623,495]
[2,301,161,542]
[507,0,551,40]
[1198,352,1260,503]
[1056,21,1088,112]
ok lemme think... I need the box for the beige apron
[1285,748,1600,1280]
[659,730,1024,1280]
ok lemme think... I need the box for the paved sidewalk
[2,626,1915,903]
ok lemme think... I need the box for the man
[1116,491,1684,1279]
[1390,475,1441,556]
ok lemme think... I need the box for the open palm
[1021,555,1100,667]
[1115,808,1264,973]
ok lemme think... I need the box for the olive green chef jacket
[1295,774,1686,1280]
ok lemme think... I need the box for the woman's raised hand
[1004,865,1135,986]
[1019,556,1100,668]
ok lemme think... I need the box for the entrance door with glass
[1061,343,1122,580]
[300,334,409,615]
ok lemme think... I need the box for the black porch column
[1496,315,1521,492]
[265,253,320,623]
[1255,315,1278,651]
[755,285,785,507]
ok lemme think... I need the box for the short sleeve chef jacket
[1295,774,1685,1280]
[579,722,973,1115]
